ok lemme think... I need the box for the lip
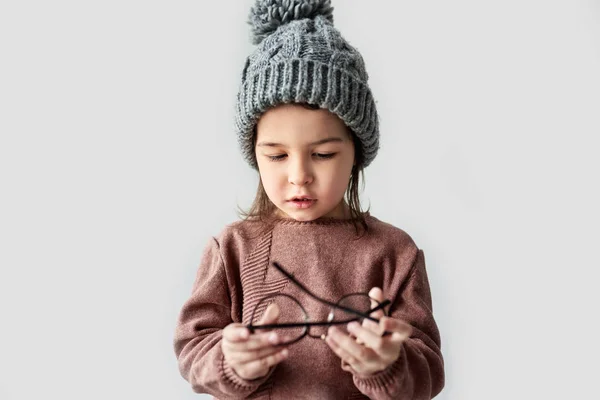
[287,198,317,209]
[287,195,315,201]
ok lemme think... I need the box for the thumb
[368,287,385,319]
[259,303,280,325]
[361,287,385,337]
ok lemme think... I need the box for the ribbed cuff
[235,57,379,169]
[351,345,407,392]
[220,354,274,391]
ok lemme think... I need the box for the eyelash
[267,153,336,162]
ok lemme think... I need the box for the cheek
[321,159,353,195]
[258,167,283,196]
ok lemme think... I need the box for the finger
[230,303,282,350]
[368,287,383,303]
[348,321,387,354]
[223,330,282,352]
[341,360,355,373]
[360,287,384,339]
[347,321,404,363]
[252,303,284,343]
[380,316,413,340]
[222,323,251,343]
[325,327,368,370]
[258,303,280,325]
[359,313,382,345]
[360,287,384,336]
[361,317,383,336]
[326,326,374,364]
[327,335,356,366]
[241,347,289,373]
[368,287,385,319]
[230,343,289,364]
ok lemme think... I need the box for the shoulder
[365,215,418,248]
[363,215,421,264]
[208,218,272,262]
[214,218,270,242]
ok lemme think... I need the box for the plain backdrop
[1,0,599,399]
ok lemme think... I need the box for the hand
[325,287,413,376]
[221,303,289,380]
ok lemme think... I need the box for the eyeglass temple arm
[272,262,390,323]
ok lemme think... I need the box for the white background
[1,0,599,399]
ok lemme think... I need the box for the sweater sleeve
[173,237,273,398]
[352,249,445,399]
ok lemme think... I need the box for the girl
[174,1,444,398]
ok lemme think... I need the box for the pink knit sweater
[174,214,444,399]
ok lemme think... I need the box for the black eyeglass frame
[246,262,392,345]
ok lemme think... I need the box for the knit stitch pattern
[235,0,380,169]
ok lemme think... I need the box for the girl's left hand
[324,287,413,376]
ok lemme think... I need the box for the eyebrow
[256,137,344,147]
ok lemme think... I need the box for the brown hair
[237,103,369,236]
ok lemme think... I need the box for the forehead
[255,103,349,143]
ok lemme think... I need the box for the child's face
[255,103,355,222]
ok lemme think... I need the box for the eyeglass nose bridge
[305,314,366,340]
[305,311,342,339]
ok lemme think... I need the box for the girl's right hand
[221,303,289,380]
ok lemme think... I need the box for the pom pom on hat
[248,0,334,45]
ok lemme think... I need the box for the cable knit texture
[174,214,445,399]
[236,0,380,169]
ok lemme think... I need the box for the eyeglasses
[246,261,392,345]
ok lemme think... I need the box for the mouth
[288,197,317,208]
[289,196,315,202]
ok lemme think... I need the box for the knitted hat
[234,0,380,169]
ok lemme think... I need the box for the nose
[288,156,313,186]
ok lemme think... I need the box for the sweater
[173,213,444,399]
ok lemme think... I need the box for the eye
[314,153,336,160]
[267,154,287,162]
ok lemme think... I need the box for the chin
[290,213,320,222]
[278,206,322,222]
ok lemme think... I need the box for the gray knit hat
[235,0,380,169]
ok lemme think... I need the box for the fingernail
[240,329,249,339]
[281,349,289,357]
[269,332,278,344]
[347,322,359,331]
